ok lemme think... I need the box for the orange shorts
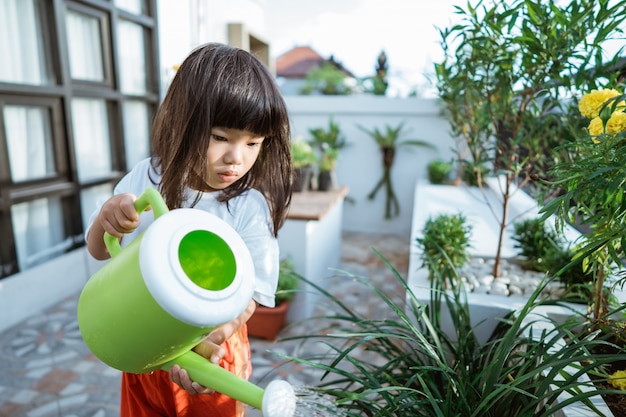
[120,325,251,417]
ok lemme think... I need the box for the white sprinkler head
[262,380,296,417]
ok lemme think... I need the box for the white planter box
[406,180,614,417]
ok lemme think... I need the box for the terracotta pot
[247,301,290,341]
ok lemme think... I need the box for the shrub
[512,218,562,271]
[512,218,592,298]
[427,159,453,184]
[415,213,472,285]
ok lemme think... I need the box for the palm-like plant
[358,122,434,219]
[308,116,347,153]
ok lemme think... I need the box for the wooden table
[286,186,349,221]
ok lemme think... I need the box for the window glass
[12,196,69,270]
[71,98,112,182]
[122,101,151,167]
[66,9,105,81]
[114,0,147,15]
[81,184,113,231]
[117,20,147,94]
[4,105,55,182]
[0,0,52,85]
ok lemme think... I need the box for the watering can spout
[162,351,296,417]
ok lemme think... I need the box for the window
[117,19,147,94]
[4,105,56,182]
[0,0,159,279]
[71,98,113,182]
[0,0,54,85]
[66,9,106,82]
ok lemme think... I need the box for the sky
[263,0,462,97]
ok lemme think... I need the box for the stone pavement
[0,232,410,417]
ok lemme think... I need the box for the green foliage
[416,213,472,284]
[512,218,562,272]
[301,62,352,95]
[308,116,346,153]
[291,139,317,169]
[434,0,626,277]
[436,0,626,185]
[541,92,626,319]
[512,218,592,296]
[427,159,453,184]
[275,258,300,306]
[279,252,625,416]
[318,146,339,172]
[308,116,345,176]
[461,161,489,187]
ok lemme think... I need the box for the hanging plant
[358,122,435,219]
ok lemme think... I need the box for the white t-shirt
[87,158,279,308]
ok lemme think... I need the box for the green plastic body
[77,231,215,372]
[78,188,215,373]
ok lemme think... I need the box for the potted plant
[317,146,339,191]
[247,258,300,341]
[308,116,346,191]
[427,159,453,185]
[291,138,317,192]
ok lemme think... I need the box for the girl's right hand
[97,193,141,238]
[86,193,140,260]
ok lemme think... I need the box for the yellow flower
[578,89,622,119]
[607,111,626,133]
[588,117,604,137]
[609,370,626,391]
[588,111,626,142]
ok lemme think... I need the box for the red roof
[276,46,354,78]
[276,46,325,78]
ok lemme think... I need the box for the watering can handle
[103,188,170,257]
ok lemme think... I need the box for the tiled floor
[0,232,410,417]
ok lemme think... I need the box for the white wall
[285,96,456,238]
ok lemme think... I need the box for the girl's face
[204,127,265,190]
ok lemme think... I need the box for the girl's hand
[169,336,225,395]
[168,300,256,395]
[86,193,140,260]
[97,193,141,238]
[169,364,216,395]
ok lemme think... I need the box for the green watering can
[77,188,296,417]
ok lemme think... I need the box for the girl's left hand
[169,338,225,395]
[169,364,214,395]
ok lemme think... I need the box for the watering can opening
[178,230,236,291]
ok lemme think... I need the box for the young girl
[86,43,293,417]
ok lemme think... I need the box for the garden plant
[357,122,434,219]
[277,250,626,416]
[426,159,453,185]
[542,88,626,323]
[434,0,626,278]
[415,213,472,287]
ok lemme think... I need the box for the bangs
[210,66,284,137]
